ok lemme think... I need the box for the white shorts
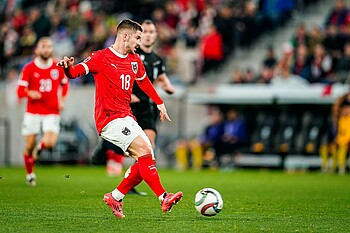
[100,116,152,153]
[21,113,60,136]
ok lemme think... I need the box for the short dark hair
[116,19,143,33]
[141,19,155,26]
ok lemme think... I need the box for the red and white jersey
[65,47,163,133]
[17,57,69,115]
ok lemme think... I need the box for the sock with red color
[106,150,124,164]
[24,154,34,174]
[138,154,166,197]
[38,141,46,150]
[115,162,143,198]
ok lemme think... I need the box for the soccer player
[100,19,175,176]
[17,37,69,186]
[57,19,182,218]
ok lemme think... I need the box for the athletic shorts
[21,113,60,136]
[100,116,153,153]
[131,102,158,132]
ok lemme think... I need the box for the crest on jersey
[131,62,138,74]
[121,127,131,136]
[50,69,59,80]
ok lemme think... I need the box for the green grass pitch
[0,166,349,232]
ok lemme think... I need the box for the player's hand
[164,84,175,95]
[27,90,42,99]
[57,56,74,69]
[130,94,140,103]
[58,99,65,112]
[157,103,171,122]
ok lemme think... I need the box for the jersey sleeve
[17,64,30,98]
[136,75,163,105]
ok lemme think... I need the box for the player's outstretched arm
[57,56,86,79]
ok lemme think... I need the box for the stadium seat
[275,112,300,155]
[296,112,326,155]
[250,111,278,154]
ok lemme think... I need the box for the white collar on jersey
[34,57,53,69]
[109,46,128,58]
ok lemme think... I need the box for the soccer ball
[194,188,223,216]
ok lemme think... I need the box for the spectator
[309,43,334,83]
[291,23,310,49]
[273,43,309,86]
[291,43,312,82]
[335,42,350,83]
[214,4,235,57]
[323,24,345,61]
[220,108,248,167]
[19,25,37,57]
[11,8,27,34]
[200,23,224,74]
[262,45,277,69]
[199,107,225,168]
[230,67,244,84]
[178,23,200,84]
[308,25,324,53]
[324,0,349,28]
[256,65,274,84]
[27,7,51,40]
[0,23,19,70]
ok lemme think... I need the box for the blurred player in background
[57,19,182,218]
[93,19,175,178]
[320,92,350,174]
[17,37,69,186]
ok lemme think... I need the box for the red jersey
[64,47,163,133]
[17,57,69,115]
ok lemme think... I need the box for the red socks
[24,154,34,174]
[115,154,166,197]
[38,141,46,150]
[138,154,165,197]
[106,150,124,164]
[116,162,143,194]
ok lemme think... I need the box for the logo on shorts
[122,127,131,136]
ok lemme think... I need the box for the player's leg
[337,144,347,174]
[320,143,329,173]
[101,117,182,217]
[24,134,37,186]
[143,129,156,149]
[21,113,41,186]
[103,139,124,176]
[33,115,60,159]
[175,139,189,170]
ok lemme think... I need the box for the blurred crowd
[175,106,248,169]
[0,0,315,85]
[229,0,350,86]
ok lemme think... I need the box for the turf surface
[0,166,349,232]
